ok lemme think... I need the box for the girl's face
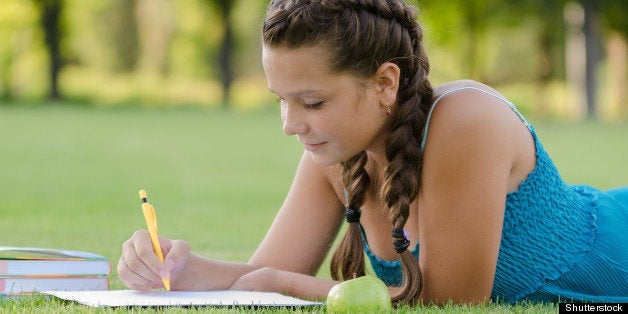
[262,45,390,166]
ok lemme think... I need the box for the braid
[381,5,432,305]
[330,152,369,280]
[263,0,433,306]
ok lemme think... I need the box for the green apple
[326,275,392,313]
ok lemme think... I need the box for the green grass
[0,103,626,313]
[530,119,628,190]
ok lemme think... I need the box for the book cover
[0,247,110,276]
[1,276,109,294]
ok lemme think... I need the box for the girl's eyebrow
[268,87,324,98]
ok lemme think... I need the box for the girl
[118,0,628,305]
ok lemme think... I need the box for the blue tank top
[362,87,628,303]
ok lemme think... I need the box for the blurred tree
[504,0,567,116]
[136,0,174,76]
[422,0,517,82]
[0,48,12,99]
[33,0,64,100]
[0,2,25,98]
[458,0,489,82]
[580,0,604,118]
[206,0,236,108]
[601,0,628,118]
[513,0,626,119]
[535,0,567,116]
[99,0,139,72]
[601,1,628,39]
[501,0,625,119]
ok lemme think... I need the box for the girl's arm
[194,151,345,291]
[118,151,345,293]
[228,267,339,300]
[248,151,344,274]
[220,151,346,297]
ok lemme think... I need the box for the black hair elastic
[392,227,410,253]
[344,206,361,223]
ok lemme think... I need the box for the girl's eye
[304,101,323,109]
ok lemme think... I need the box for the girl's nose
[281,103,308,135]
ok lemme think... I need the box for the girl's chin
[307,152,345,167]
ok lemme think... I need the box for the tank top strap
[420,86,531,152]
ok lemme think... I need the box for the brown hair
[263,0,433,305]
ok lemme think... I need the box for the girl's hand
[117,230,190,291]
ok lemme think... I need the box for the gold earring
[385,102,392,115]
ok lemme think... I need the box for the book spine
[0,276,109,294]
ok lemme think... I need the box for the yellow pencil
[139,190,171,291]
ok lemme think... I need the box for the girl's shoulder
[425,78,520,137]
[433,79,484,93]
[431,80,509,108]
[422,79,536,193]
[426,80,520,138]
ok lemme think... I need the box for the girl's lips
[303,142,325,151]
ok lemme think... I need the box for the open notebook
[44,290,323,307]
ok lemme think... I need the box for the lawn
[0,103,625,313]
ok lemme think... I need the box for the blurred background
[0,0,626,120]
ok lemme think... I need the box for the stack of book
[0,247,110,295]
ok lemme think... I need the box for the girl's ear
[375,62,400,105]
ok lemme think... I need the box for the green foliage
[0,1,626,115]
[96,0,139,72]
[0,1,46,98]
[602,0,628,39]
